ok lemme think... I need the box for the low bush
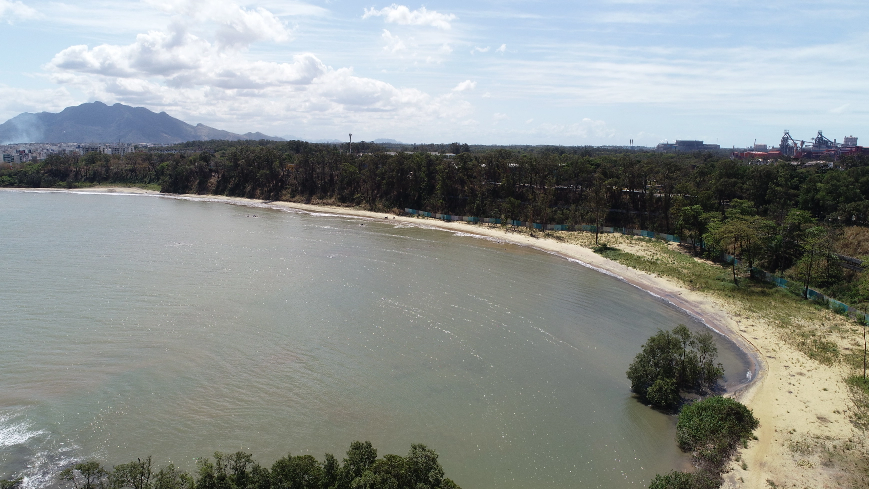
[648,470,718,489]
[676,396,759,469]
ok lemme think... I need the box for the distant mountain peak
[0,102,285,144]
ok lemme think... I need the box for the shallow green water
[0,190,750,488]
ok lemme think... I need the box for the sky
[0,0,867,146]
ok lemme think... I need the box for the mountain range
[0,102,285,144]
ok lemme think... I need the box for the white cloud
[830,103,849,114]
[493,112,508,121]
[216,5,291,47]
[142,0,291,48]
[363,4,456,30]
[42,11,473,135]
[439,43,453,54]
[452,80,476,92]
[381,29,407,53]
[496,44,506,53]
[0,0,38,22]
[471,46,490,54]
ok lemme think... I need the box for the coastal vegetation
[2,142,868,308]
[4,142,869,485]
[626,325,724,409]
[2,442,459,489]
[649,396,758,489]
[628,325,757,487]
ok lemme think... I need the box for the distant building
[753,143,768,151]
[844,136,858,147]
[656,140,720,152]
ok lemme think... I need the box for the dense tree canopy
[24,442,461,489]
[3,142,869,305]
[626,325,724,409]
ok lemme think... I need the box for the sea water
[0,190,751,488]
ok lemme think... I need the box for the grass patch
[578,233,854,366]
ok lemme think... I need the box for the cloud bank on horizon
[0,0,866,146]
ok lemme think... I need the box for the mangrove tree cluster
[626,325,724,409]
[1,442,459,489]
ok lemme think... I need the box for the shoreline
[9,186,862,488]
[5,187,764,390]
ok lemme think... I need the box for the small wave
[451,231,506,244]
[0,414,42,448]
[19,447,80,489]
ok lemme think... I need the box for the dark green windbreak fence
[403,207,869,325]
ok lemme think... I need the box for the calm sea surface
[0,190,750,488]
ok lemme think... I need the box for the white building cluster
[0,143,155,164]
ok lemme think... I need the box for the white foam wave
[0,416,42,447]
[451,231,506,244]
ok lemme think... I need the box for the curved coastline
[9,187,867,487]
[3,186,764,395]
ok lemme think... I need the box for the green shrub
[626,325,724,409]
[676,396,759,468]
[647,377,680,409]
[648,470,718,489]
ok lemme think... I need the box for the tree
[626,325,724,409]
[794,225,836,299]
[586,173,609,245]
[152,464,193,489]
[706,215,774,285]
[111,458,152,489]
[678,205,706,254]
[337,441,378,489]
[59,461,108,489]
[272,454,323,489]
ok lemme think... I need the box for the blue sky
[0,0,866,146]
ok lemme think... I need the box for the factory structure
[734,130,865,160]
[655,140,721,152]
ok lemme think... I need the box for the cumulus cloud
[44,10,470,133]
[381,29,407,53]
[496,44,506,53]
[143,0,291,48]
[452,80,476,92]
[363,4,456,30]
[0,0,38,22]
[471,46,489,54]
[216,6,290,47]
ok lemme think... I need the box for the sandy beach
[10,186,865,488]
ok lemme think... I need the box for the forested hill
[0,102,284,144]
[3,141,869,306]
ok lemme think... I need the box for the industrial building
[655,140,721,152]
[733,130,865,160]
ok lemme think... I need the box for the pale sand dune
[46,188,867,487]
